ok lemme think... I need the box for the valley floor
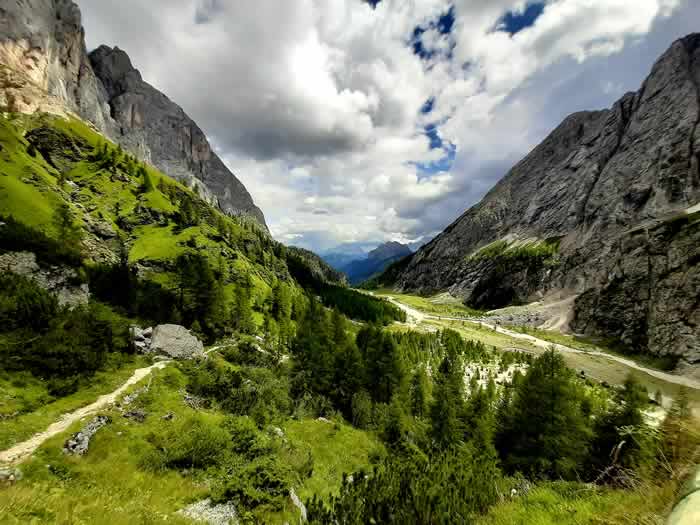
[374,290,700,411]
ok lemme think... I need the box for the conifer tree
[496,348,593,479]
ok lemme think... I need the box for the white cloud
[79,0,691,252]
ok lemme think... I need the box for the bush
[142,414,231,471]
[184,360,291,425]
[223,416,274,459]
[0,214,83,267]
[212,455,293,510]
[0,273,58,332]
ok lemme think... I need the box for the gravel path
[384,296,700,391]
[0,361,169,466]
[0,344,229,466]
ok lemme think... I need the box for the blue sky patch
[412,142,456,176]
[420,97,435,115]
[364,0,382,9]
[499,2,545,35]
[411,5,456,61]
[424,124,442,149]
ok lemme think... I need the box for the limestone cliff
[390,34,700,365]
[0,0,266,227]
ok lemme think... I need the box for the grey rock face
[0,1,266,228]
[87,45,266,226]
[150,324,204,360]
[0,251,89,307]
[392,34,700,363]
[0,0,115,128]
[571,214,700,364]
[63,415,110,456]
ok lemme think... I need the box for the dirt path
[385,296,700,391]
[0,361,170,466]
[0,344,230,466]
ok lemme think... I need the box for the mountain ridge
[340,241,412,285]
[384,33,700,367]
[0,0,265,227]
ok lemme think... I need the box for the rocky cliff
[0,0,265,227]
[390,34,700,366]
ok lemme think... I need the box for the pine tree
[496,348,593,479]
[234,282,255,335]
[142,168,155,192]
[52,203,83,247]
[430,352,466,450]
[410,366,431,418]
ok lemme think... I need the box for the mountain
[0,0,265,226]
[342,242,412,285]
[321,242,374,270]
[381,34,700,367]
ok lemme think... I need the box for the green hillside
[1,111,697,524]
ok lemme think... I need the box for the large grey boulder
[150,324,204,360]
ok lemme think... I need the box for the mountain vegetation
[0,2,697,523]
[2,107,696,523]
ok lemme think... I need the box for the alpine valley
[0,2,698,525]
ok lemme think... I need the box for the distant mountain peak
[368,242,412,261]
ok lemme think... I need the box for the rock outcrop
[177,499,238,525]
[389,34,700,365]
[0,0,266,227]
[63,415,110,456]
[87,46,265,225]
[149,324,204,360]
[0,251,89,307]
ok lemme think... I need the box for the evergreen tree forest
[0,120,697,524]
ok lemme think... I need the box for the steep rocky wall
[88,45,265,226]
[572,213,700,367]
[392,34,700,362]
[0,0,266,227]
[0,0,114,129]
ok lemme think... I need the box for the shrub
[142,414,231,471]
[0,273,58,332]
[223,416,274,459]
[212,455,293,510]
[0,214,83,267]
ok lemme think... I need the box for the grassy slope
[0,356,147,450]
[0,364,382,524]
[0,112,301,324]
[375,289,482,317]
[477,480,680,525]
[0,111,382,522]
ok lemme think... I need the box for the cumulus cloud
[79,0,695,252]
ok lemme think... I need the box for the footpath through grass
[0,356,148,451]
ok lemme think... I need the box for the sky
[79,0,699,254]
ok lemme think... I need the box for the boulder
[63,416,110,456]
[0,468,22,484]
[123,410,147,423]
[150,324,204,359]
